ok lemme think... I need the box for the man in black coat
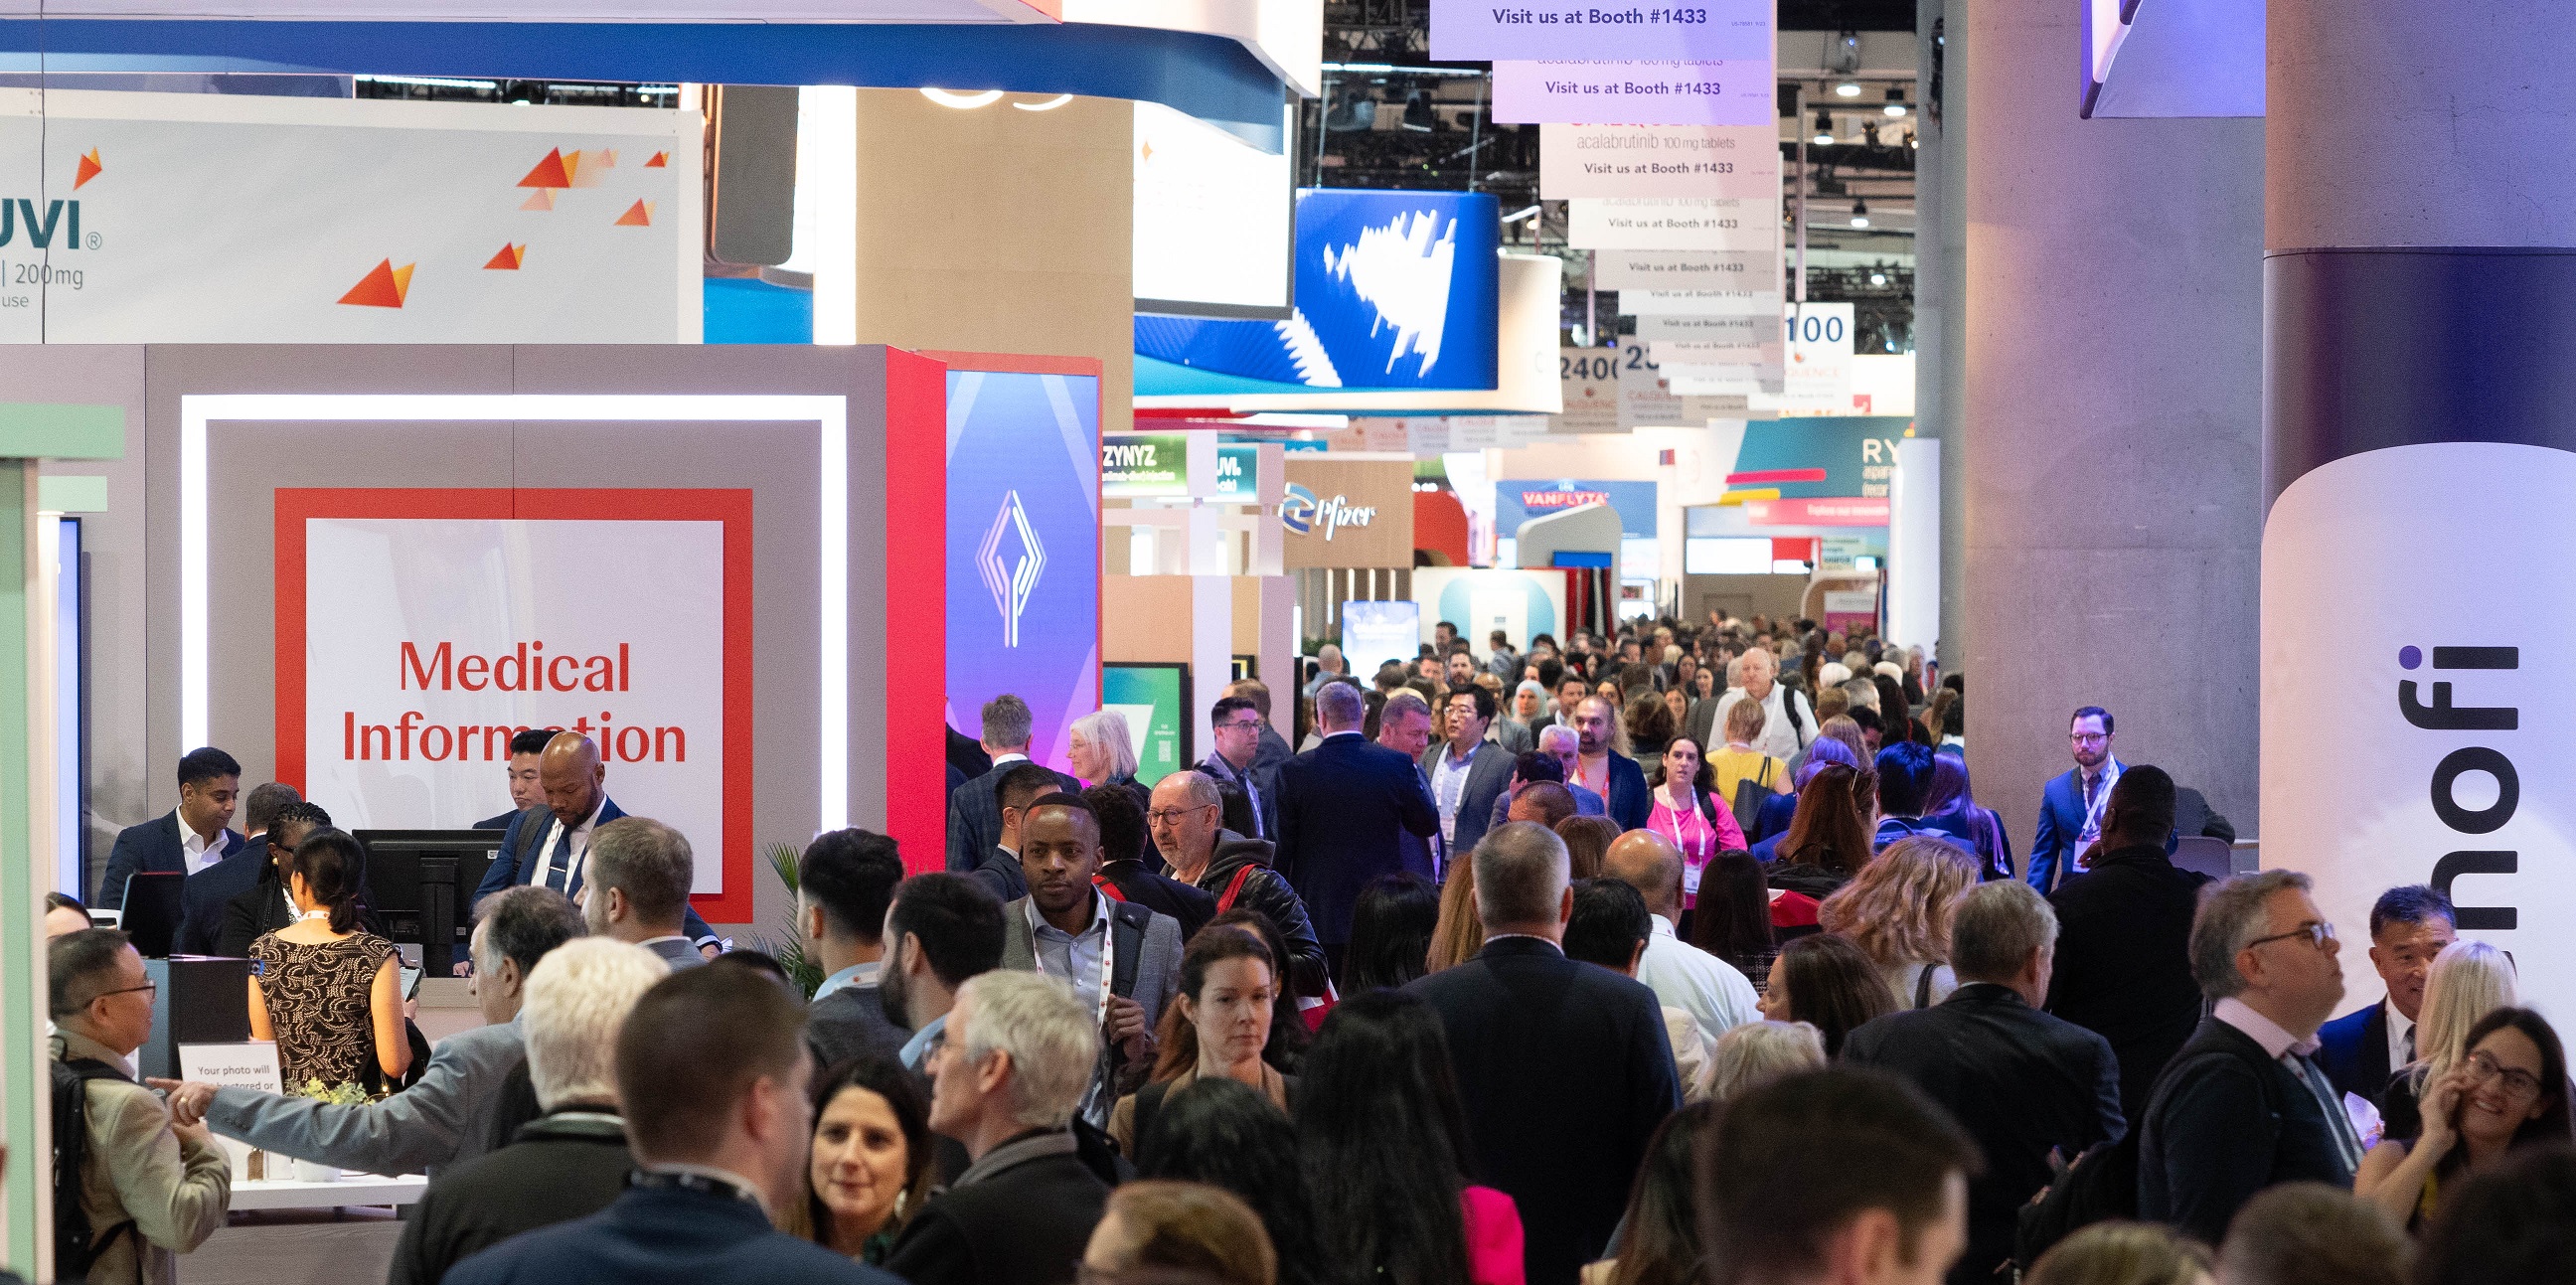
[100,746,243,910]
[946,695,1082,874]
[1085,784,1215,940]
[1147,771,1330,998]
[886,971,1109,1285]
[175,780,298,956]
[798,829,913,1070]
[1275,681,1438,959]
[444,965,894,1285]
[1405,823,1681,1285]
[2138,870,2364,1244]
[2042,765,2210,1120]
[1844,881,2126,1285]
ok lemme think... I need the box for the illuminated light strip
[1725,468,1827,486]
[1715,488,1781,506]
[180,393,853,829]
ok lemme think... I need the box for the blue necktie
[543,824,574,892]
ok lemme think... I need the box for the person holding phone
[2354,1007,2574,1232]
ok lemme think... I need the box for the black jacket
[2043,843,2210,1121]
[177,838,268,955]
[1273,733,1439,944]
[1842,984,2126,1285]
[1192,835,1330,998]
[946,761,1081,874]
[1405,937,1681,1285]
[2138,1015,2362,1245]
[968,846,1030,904]
[1096,861,1217,940]
[884,1130,1109,1285]
[394,1110,637,1285]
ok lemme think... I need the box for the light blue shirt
[899,1013,946,1071]
[1029,891,1111,1015]
[813,960,881,1003]
[1430,741,1477,844]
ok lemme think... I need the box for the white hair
[1818,662,1852,689]
[523,937,670,1110]
[1537,723,1579,754]
[1698,1020,1827,1103]
[1071,711,1140,781]
[957,971,1100,1130]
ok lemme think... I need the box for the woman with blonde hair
[1070,710,1151,817]
[1425,856,1485,974]
[1695,1020,1827,1103]
[2382,939,2521,1142]
[2024,1221,2212,1285]
[1816,835,1981,1010]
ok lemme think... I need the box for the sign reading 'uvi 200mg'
[278,489,751,898]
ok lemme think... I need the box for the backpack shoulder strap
[1216,866,1258,915]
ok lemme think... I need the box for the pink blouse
[1649,788,1747,907]
[1462,1185,1528,1285]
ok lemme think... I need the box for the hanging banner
[1636,313,1777,345]
[1428,0,1772,63]
[1100,432,1259,499]
[1493,60,1775,126]
[1591,247,1774,290]
[1538,123,1778,200]
[1568,197,1776,250]
[1616,340,1740,427]
[1619,287,1785,316]
[1773,301,1856,414]
[1555,345,1626,433]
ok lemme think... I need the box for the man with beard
[2029,707,2124,893]
[577,818,705,972]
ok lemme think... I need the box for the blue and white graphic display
[1136,189,1501,396]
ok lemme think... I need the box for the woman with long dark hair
[2356,1006,2573,1232]
[1139,1076,1330,1285]
[246,828,409,1095]
[793,1056,935,1263]
[1208,907,1311,1070]
[1753,933,1893,1057]
[1689,851,1778,991]
[1343,873,1440,994]
[1767,764,1874,900]
[1583,1101,1716,1285]
[1644,735,1745,906]
[1296,991,1525,1285]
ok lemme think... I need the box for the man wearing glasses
[2140,868,2363,1244]
[2028,706,2124,893]
[1198,695,1275,841]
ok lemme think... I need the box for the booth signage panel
[1429,0,1772,62]
[283,491,747,898]
[1725,416,1911,500]
[1614,339,1737,427]
[1133,99,1293,316]
[1282,455,1413,568]
[1778,302,1857,413]
[1539,124,1778,200]
[1340,599,1421,677]
[1822,587,1878,633]
[1100,431,1257,499]
[1740,496,1889,527]
[1496,478,1658,538]
[947,366,1102,775]
[1101,662,1190,787]
[1492,60,1774,125]
[1621,287,1783,316]
[1555,346,1624,433]
[1567,197,1775,251]
[0,89,698,344]
[1590,248,1774,290]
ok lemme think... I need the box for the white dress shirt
[2385,998,2417,1072]
[180,817,232,875]
[534,796,608,891]
[1711,685,1816,763]
[1636,918,1762,1038]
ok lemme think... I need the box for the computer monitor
[119,872,185,958]
[356,829,500,976]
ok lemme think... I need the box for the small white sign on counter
[179,1043,281,1181]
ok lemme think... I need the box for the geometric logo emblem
[1279,483,1317,535]
[977,490,1046,648]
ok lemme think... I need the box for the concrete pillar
[1915,0,1969,674]
[2263,1,2576,1005]
[1959,0,2264,864]
[847,88,1133,431]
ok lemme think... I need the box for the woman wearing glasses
[2355,1007,2572,1231]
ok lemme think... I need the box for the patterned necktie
[543,823,574,892]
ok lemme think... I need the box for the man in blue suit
[2318,884,2456,1108]
[174,781,300,956]
[944,694,1080,874]
[444,965,896,1285]
[473,728,557,830]
[1567,696,1652,831]
[1425,686,1518,864]
[1274,681,1439,965]
[472,733,717,952]
[100,746,244,911]
[2028,706,2122,893]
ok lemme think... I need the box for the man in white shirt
[1695,649,1816,767]
[1601,830,1760,1039]
[2317,884,2456,1107]
[99,746,244,909]
[579,818,708,973]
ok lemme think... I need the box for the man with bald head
[475,732,717,952]
[1690,646,1815,766]
[1147,771,1328,997]
[1600,829,1760,1039]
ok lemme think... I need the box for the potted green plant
[742,841,824,1000]
[287,1079,368,1180]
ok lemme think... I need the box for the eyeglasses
[90,982,157,1003]
[1215,720,1263,732]
[2468,1050,2547,1101]
[1147,806,1215,825]
[2070,732,2109,744]
[2244,920,2336,952]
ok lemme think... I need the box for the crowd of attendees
[37,612,2576,1285]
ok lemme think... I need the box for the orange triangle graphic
[644,150,668,168]
[520,188,556,212]
[338,259,412,308]
[74,148,101,190]
[483,243,527,270]
[595,149,618,168]
[613,200,654,228]
[517,147,574,189]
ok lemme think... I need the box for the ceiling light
[1884,87,1908,117]
[1884,102,1907,117]
[1501,205,1540,223]
[919,87,1003,108]
[1834,80,1862,97]
[1850,199,1870,229]
[1012,93,1072,111]
[1869,272,1887,285]
[1812,108,1835,146]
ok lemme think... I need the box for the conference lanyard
[2075,758,2123,854]
[1028,892,1117,1027]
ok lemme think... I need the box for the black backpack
[2012,1131,2139,1269]
[52,1056,137,1281]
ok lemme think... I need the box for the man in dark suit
[945,694,1081,875]
[473,733,716,950]
[1844,881,2127,1285]
[2138,870,2363,1244]
[1567,696,1651,831]
[2317,884,2456,1107]
[797,829,912,1070]
[1405,823,1680,1285]
[946,725,994,789]
[389,935,664,1285]
[885,970,1109,1285]
[100,746,243,910]
[1221,679,1294,801]
[1200,694,1277,841]
[962,762,1059,906]
[1275,681,1439,961]
[1527,674,1589,739]
[1424,687,1518,864]
[176,780,298,955]
[1085,784,1214,938]
[474,728,557,830]
[2043,765,2210,1122]
[443,966,895,1285]
[2028,706,2122,892]
[1376,691,1443,880]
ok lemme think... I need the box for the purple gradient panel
[1428,0,1770,62]
[1492,60,1776,126]
[944,368,1102,777]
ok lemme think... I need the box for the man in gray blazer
[1424,687,1520,865]
[1000,794,1183,1126]
[154,886,584,1178]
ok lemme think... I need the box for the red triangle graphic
[517,148,573,189]
[338,259,407,308]
[74,148,102,190]
[644,150,669,168]
[483,243,526,270]
[613,200,653,228]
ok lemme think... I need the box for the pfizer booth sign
[2263,442,2576,1016]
